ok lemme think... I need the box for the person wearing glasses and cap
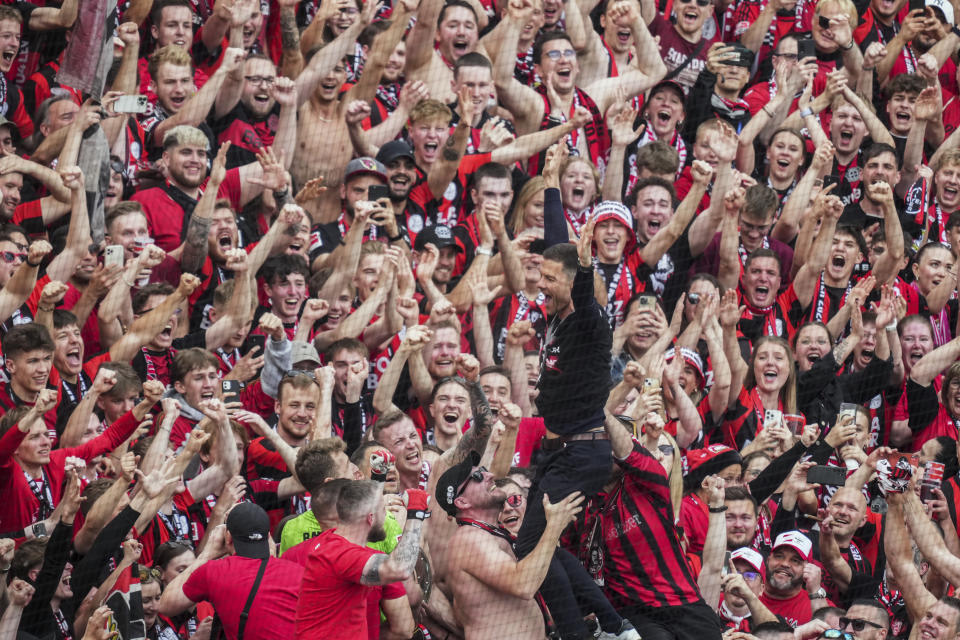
[439,451,589,639]
[717,547,779,632]
[683,42,756,140]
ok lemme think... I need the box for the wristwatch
[475,247,493,256]
[809,588,827,599]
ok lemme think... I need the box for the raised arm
[491,0,546,133]
[361,489,430,585]
[0,241,47,322]
[866,181,904,285]
[296,2,375,106]
[110,274,200,361]
[662,160,715,260]
[45,167,90,283]
[772,141,833,244]
[792,186,842,307]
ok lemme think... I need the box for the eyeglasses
[839,618,884,632]
[739,570,760,581]
[821,630,854,640]
[818,15,832,29]
[0,251,26,264]
[244,75,276,87]
[456,466,487,498]
[506,494,524,507]
[677,0,711,6]
[772,52,799,61]
[337,7,358,15]
[544,48,576,60]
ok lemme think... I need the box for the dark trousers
[620,601,724,640]
[516,439,620,639]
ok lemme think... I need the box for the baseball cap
[377,140,416,166]
[665,347,705,389]
[648,79,686,102]
[772,531,812,561]
[683,444,741,492]
[723,42,756,69]
[290,340,321,366]
[730,547,764,574]
[927,0,955,23]
[344,157,387,183]
[226,502,271,559]
[435,451,482,517]
[413,224,461,252]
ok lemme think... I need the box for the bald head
[826,487,867,541]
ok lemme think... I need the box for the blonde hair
[408,99,453,126]
[162,125,208,151]
[744,336,798,414]
[511,176,546,236]
[936,149,960,173]
[814,0,858,29]
[148,45,192,80]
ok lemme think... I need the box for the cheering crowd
[4,0,960,635]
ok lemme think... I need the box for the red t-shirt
[760,589,819,627]
[284,535,405,640]
[295,529,379,639]
[182,555,302,640]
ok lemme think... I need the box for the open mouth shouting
[452,37,470,57]
[892,109,911,129]
[837,128,855,147]
[616,28,631,46]
[0,47,16,69]
[64,346,81,370]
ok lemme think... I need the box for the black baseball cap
[413,224,462,252]
[723,43,755,69]
[435,451,481,517]
[377,140,416,166]
[226,502,271,559]
[648,79,686,102]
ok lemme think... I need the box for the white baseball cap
[772,531,812,561]
[927,0,955,25]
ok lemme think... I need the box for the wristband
[388,231,405,243]
[800,107,814,119]
[708,505,728,513]
[403,489,431,520]
[38,305,54,313]
[885,321,898,332]
[26,258,41,267]
[475,246,493,256]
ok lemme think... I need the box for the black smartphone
[909,0,924,12]
[822,174,841,189]
[221,379,241,404]
[245,334,266,353]
[806,465,847,486]
[368,184,390,201]
[797,38,815,61]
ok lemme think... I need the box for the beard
[367,523,387,543]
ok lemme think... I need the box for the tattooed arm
[279,1,304,79]
[360,519,425,585]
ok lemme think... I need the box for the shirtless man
[438,455,584,639]
[291,0,417,223]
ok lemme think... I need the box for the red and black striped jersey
[598,442,704,609]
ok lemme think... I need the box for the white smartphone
[104,245,124,268]
[114,94,148,114]
[764,409,783,428]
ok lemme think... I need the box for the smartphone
[838,402,859,423]
[823,174,841,189]
[797,38,815,61]
[884,451,920,470]
[245,334,266,353]
[643,377,660,390]
[368,184,390,202]
[806,465,847,486]
[909,0,924,12]
[764,408,783,428]
[637,295,656,312]
[114,94,148,114]
[721,550,732,575]
[104,244,124,268]
[221,379,241,404]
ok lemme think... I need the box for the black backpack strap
[237,558,269,640]
[664,38,709,81]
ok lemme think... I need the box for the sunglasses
[821,631,853,640]
[506,494,524,507]
[109,159,125,175]
[818,15,832,29]
[773,52,799,61]
[456,466,488,498]
[678,0,711,6]
[0,251,26,264]
[658,444,675,456]
[544,48,576,60]
[839,618,884,632]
